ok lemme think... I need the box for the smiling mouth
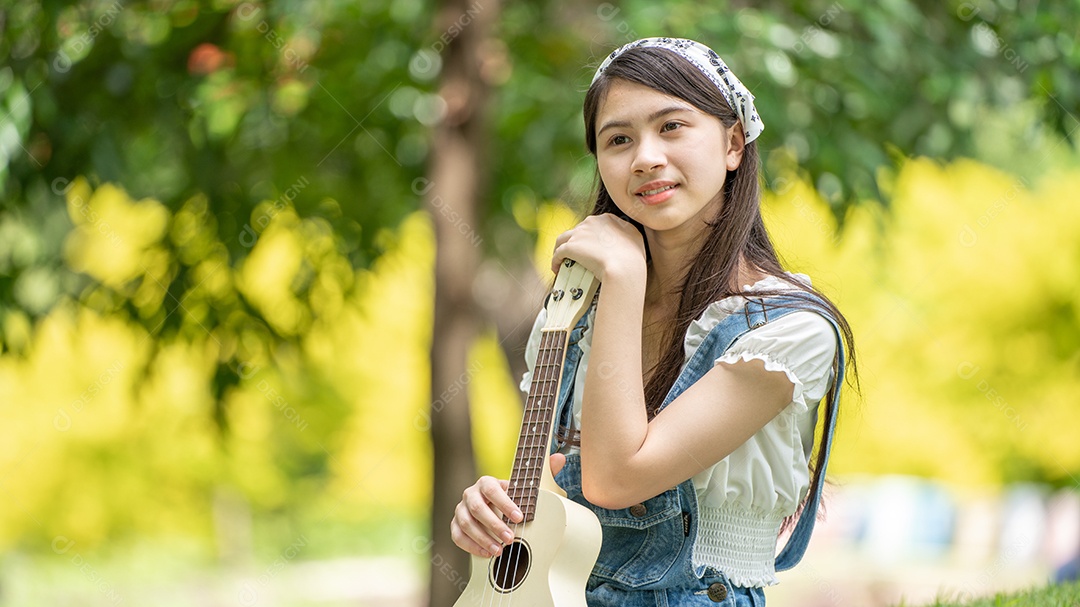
[637,185,677,197]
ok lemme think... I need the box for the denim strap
[773,304,845,571]
[550,311,591,455]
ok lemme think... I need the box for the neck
[642,229,766,307]
[641,212,713,305]
[643,239,688,306]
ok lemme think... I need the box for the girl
[451,37,856,606]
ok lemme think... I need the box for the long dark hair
[582,46,858,526]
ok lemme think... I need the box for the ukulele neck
[506,327,570,522]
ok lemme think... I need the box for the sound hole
[489,538,531,593]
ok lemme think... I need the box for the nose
[630,135,666,174]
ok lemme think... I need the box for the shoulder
[727,310,837,366]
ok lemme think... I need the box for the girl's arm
[583,274,794,509]
[553,215,796,511]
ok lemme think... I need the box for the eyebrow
[596,105,694,136]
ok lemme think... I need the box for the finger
[451,516,496,558]
[553,229,572,249]
[466,478,522,543]
[551,245,572,275]
[549,452,566,477]
[551,232,577,273]
[455,499,507,557]
[478,477,525,525]
[552,226,583,274]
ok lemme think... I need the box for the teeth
[641,185,675,196]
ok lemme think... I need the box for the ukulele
[454,259,603,607]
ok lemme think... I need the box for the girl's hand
[450,476,522,558]
[551,213,646,283]
[450,456,567,558]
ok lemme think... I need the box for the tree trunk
[426,0,500,606]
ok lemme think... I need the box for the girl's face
[594,79,744,240]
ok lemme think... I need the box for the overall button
[629,503,647,517]
[707,582,728,602]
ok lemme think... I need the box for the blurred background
[1,0,1079,606]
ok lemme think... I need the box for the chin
[637,217,684,234]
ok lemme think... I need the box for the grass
[904,580,1080,607]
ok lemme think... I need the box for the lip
[634,180,679,205]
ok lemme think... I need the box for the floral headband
[592,37,764,144]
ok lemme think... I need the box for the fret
[512,454,547,463]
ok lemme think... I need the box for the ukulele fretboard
[506,327,569,522]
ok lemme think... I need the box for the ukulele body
[454,488,602,607]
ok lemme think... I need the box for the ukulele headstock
[544,259,600,331]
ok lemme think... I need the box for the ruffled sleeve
[715,311,837,416]
[518,308,547,395]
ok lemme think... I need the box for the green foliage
[6,1,1080,324]
[489,0,1080,219]
[1,1,431,324]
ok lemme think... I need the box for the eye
[608,134,630,146]
[661,121,683,133]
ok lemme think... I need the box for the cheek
[679,147,725,192]
[597,158,625,193]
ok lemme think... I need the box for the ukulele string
[507,327,562,607]
[484,326,550,607]
[505,328,551,607]
[495,335,546,607]
[486,328,543,607]
[509,280,580,606]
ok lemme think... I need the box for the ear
[725,123,746,171]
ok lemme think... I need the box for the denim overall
[550,296,846,607]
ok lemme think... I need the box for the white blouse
[518,274,838,586]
